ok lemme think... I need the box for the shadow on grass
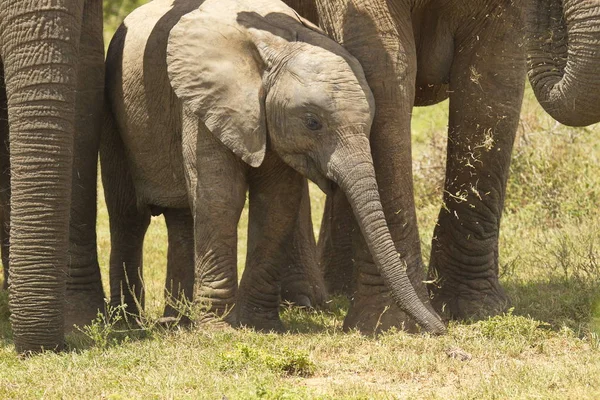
[280,295,349,334]
[505,276,600,334]
[0,289,157,352]
[280,278,600,338]
[0,278,597,353]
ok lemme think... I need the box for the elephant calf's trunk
[331,154,446,335]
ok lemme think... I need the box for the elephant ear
[167,9,267,167]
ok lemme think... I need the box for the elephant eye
[304,114,323,131]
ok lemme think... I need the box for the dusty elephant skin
[102,0,446,334]
[286,0,600,332]
[0,0,105,353]
[284,0,526,332]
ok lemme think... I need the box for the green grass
[0,8,599,398]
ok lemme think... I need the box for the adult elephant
[287,0,600,333]
[0,0,105,352]
[285,0,526,332]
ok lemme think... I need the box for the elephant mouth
[311,171,336,195]
[284,154,335,195]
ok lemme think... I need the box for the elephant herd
[0,0,598,353]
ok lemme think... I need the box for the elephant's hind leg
[163,207,194,321]
[101,104,151,318]
[427,3,524,320]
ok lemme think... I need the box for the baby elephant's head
[167,7,375,192]
[264,42,375,192]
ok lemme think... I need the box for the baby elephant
[102,0,445,333]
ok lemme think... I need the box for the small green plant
[163,290,233,328]
[76,300,128,349]
[219,343,315,377]
[474,308,551,343]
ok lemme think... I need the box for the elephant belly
[124,118,189,210]
[107,0,190,209]
[413,1,455,106]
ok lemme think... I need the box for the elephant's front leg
[237,154,304,331]
[65,0,105,330]
[427,4,525,320]
[279,180,327,309]
[193,133,247,324]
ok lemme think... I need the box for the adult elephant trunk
[526,0,600,126]
[326,138,446,335]
[0,1,82,352]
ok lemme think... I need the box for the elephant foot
[236,304,284,333]
[238,316,285,333]
[344,258,440,335]
[280,275,327,309]
[160,308,192,327]
[428,278,509,320]
[163,294,193,325]
[193,312,236,331]
[343,291,420,334]
[64,287,105,332]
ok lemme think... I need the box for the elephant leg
[106,199,150,318]
[64,0,105,330]
[237,154,304,331]
[163,207,195,319]
[427,4,525,320]
[2,0,82,352]
[318,1,433,333]
[317,187,355,296]
[279,179,327,308]
[193,132,247,324]
[0,63,9,290]
[101,100,151,317]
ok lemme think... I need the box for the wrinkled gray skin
[525,0,600,126]
[0,0,105,352]
[284,0,600,333]
[283,0,526,332]
[102,0,446,334]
